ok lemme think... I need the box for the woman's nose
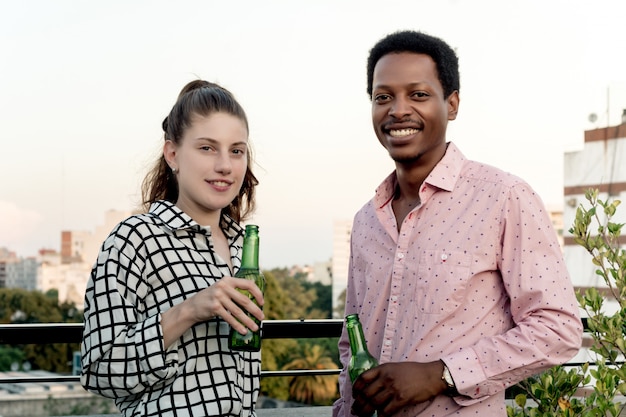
[214,153,232,174]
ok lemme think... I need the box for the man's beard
[391,151,424,164]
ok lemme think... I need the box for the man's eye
[412,91,429,98]
[374,94,391,103]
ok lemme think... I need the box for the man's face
[371,52,458,165]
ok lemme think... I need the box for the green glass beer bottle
[346,313,378,382]
[346,313,379,417]
[228,224,266,352]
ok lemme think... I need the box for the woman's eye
[200,146,214,152]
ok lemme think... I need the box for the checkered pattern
[80,200,260,417]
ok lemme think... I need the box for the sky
[1,0,626,269]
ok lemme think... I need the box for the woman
[80,80,264,417]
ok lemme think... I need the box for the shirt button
[385,340,392,346]
[391,296,398,302]
[397,253,404,259]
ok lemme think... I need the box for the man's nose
[389,97,411,118]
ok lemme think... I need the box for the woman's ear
[163,140,178,170]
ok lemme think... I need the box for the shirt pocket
[415,250,472,315]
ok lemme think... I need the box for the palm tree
[282,344,339,405]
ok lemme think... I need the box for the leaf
[558,397,571,411]
[514,393,527,407]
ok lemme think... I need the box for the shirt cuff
[442,349,490,405]
[137,314,179,380]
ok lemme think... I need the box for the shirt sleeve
[443,182,583,403]
[80,227,179,399]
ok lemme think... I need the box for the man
[332,30,582,417]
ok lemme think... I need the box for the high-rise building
[331,219,352,318]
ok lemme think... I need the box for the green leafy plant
[507,189,626,417]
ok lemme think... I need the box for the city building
[546,204,565,251]
[312,261,332,286]
[563,118,626,298]
[61,209,132,266]
[1,209,132,307]
[331,219,352,318]
[43,209,132,306]
[0,248,18,288]
[5,257,38,290]
[1,249,39,291]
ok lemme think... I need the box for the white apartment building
[2,209,132,307]
[563,119,626,293]
[38,256,92,307]
[61,209,132,266]
[561,115,626,368]
[5,257,38,290]
[44,209,132,306]
[331,219,352,318]
[311,261,332,286]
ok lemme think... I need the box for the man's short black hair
[367,30,460,99]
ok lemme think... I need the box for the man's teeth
[389,128,418,137]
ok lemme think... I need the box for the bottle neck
[347,320,368,355]
[240,229,260,270]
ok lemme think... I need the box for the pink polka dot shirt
[333,142,582,416]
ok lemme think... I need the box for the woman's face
[165,112,249,224]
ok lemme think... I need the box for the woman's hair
[141,80,258,222]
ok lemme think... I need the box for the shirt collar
[148,200,244,239]
[373,141,466,208]
[426,141,465,192]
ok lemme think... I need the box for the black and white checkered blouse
[80,200,260,417]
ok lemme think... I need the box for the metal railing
[0,320,344,384]
[0,318,592,385]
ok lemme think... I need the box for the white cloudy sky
[1,0,625,268]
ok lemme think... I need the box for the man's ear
[447,90,460,121]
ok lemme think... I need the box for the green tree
[507,189,626,416]
[260,268,340,401]
[0,288,63,323]
[0,346,25,371]
[0,288,82,373]
[262,269,288,320]
[302,281,333,318]
[259,269,298,399]
[269,268,316,319]
[282,344,339,405]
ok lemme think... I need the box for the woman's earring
[171,167,177,174]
